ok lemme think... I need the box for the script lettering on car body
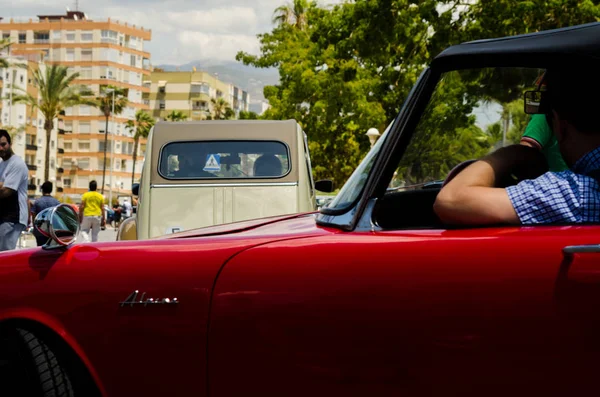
[119,290,179,307]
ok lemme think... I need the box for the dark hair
[41,181,53,194]
[0,129,11,145]
[89,180,97,191]
[545,67,600,134]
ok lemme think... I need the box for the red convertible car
[3,23,600,397]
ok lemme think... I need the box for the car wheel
[0,328,74,397]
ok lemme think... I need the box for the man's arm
[434,145,548,225]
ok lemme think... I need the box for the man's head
[0,129,13,160]
[545,67,600,166]
[89,180,97,191]
[41,181,53,195]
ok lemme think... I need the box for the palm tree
[272,0,312,29]
[0,38,12,68]
[96,85,128,195]
[126,110,155,185]
[210,98,234,120]
[165,110,187,121]
[13,65,95,182]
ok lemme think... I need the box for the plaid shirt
[506,147,600,224]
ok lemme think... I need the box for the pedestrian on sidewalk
[79,180,105,242]
[31,181,60,246]
[0,130,29,251]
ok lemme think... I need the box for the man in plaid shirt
[435,67,600,225]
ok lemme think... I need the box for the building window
[2,33,10,40]
[64,142,73,151]
[81,50,93,61]
[19,75,23,84]
[66,49,74,62]
[77,158,90,170]
[63,178,71,187]
[51,30,61,40]
[159,100,165,110]
[65,31,75,42]
[130,54,136,67]
[158,86,165,94]
[79,105,90,115]
[101,30,118,44]
[18,32,26,43]
[121,159,127,169]
[78,141,90,151]
[51,140,55,149]
[34,32,49,44]
[79,67,92,79]
[79,122,91,133]
[81,31,93,42]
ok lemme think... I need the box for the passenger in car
[174,151,215,178]
[434,67,600,225]
[254,154,282,177]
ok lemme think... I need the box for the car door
[208,225,600,396]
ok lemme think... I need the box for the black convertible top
[432,22,600,70]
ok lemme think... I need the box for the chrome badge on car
[120,290,179,307]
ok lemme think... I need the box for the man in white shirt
[122,198,132,219]
[0,130,29,251]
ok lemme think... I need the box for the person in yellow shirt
[79,180,105,242]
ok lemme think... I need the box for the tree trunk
[131,137,139,187]
[43,119,54,183]
[101,114,109,194]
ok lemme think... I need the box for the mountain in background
[155,60,279,104]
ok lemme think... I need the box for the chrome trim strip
[151,182,299,188]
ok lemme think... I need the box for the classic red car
[2,23,600,397]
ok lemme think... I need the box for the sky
[0,0,343,65]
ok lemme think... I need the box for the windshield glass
[159,140,290,179]
[324,122,393,211]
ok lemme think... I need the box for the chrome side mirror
[34,204,80,249]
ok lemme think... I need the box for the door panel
[208,226,600,396]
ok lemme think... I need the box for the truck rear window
[159,140,291,179]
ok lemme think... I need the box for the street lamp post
[104,88,115,206]
[366,128,380,149]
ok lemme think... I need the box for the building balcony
[26,144,37,151]
[27,184,37,191]
[58,129,66,135]
[34,39,49,44]
[57,167,64,174]
[58,148,65,154]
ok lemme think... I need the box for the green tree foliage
[239,0,600,187]
[210,98,235,120]
[13,65,95,182]
[239,111,259,120]
[165,110,187,121]
[126,110,155,185]
[95,86,128,194]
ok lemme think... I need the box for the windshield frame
[317,68,438,230]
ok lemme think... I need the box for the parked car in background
[118,120,333,240]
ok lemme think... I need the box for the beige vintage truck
[117,120,333,240]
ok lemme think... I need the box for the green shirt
[522,114,568,172]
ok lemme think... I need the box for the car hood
[155,212,337,240]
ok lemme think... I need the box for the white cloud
[165,7,258,34]
[176,31,260,63]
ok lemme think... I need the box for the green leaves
[240,0,600,188]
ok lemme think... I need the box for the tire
[0,328,74,397]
